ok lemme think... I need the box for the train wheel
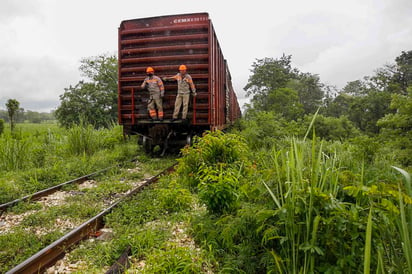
[142,136,152,154]
[137,135,143,145]
[186,134,193,146]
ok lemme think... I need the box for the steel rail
[6,164,175,274]
[105,245,131,274]
[0,159,137,212]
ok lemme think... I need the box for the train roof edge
[119,12,210,28]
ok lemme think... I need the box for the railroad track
[5,164,175,274]
[0,160,137,213]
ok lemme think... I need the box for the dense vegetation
[160,50,412,272]
[170,129,411,272]
[1,49,411,272]
[242,50,412,166]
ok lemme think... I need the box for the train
[117,13,241,154]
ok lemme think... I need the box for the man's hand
[140,80,147,90]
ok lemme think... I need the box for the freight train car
[118,13,241,153]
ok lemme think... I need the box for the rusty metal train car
[118,13,241,153]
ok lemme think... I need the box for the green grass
[2,122,59,134]
[0,153,175,273]
[0,229,64,273]
[2,125,410,273]
[62,175,212,273]
[0,123,142,204]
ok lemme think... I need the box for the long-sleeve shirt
[169,73,196,94]
[141,75,165,97]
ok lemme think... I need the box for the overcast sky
[0,0,411,112]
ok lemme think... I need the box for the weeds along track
[1,161,175,274]
[0,159,138,234]
[0,159,137,212]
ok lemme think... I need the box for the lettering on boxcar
[173,17,208,24]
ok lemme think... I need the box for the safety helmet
[179,64,187,71]
[146,67,154,73]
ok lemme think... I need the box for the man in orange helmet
[163,64,196,121]
[141,67,165,121]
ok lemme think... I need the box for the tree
[265,87,304,120]
[394,50,412,94]
[304,114,359,141]
[6,99,20,131]
[342,80,368,96]
[55,53,118,128]
[0,110,8,122]
[323,51,411,134]
[347,91,392,134]
[16,107,25,123]
[287,73,324,114]
[25,110,42,123]
[0,119,4,135]
[244,54,325,117]
[55,81,115,128]
[244,54,299,111]
[378,87,412,165]
[367,50,412,95]
[324,93,354,118]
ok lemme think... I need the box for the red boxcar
[118,13,241,152]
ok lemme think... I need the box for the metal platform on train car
[137,119,191,124]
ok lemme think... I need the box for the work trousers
[173,93,190,119]
[147,96,163,119]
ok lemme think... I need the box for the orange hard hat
[146,67,154,73]
[179,64,187,71]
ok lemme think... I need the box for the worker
[163,64,196,121]
[141,67,165,121]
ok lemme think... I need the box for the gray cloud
[267,1,412,89]
[0,0,411,112]
[0,56,79,112]
[0,0,41,23]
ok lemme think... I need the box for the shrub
[176,131,251,214]
[0,119,4,135]
[176,131,251,215]
[177,130,250,190]
[239,111,302,149]
[303,114,359,141]
[198,164,241,214]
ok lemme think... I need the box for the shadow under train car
[124,119,198,155]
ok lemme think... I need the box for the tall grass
[0,137,30,171]
[259,138,412,272]
[262,136,341,272]
[66,123,101,155]
[0,123,136,204]
[392,166,412,272]
[364,207,373,274]
[66,123,123,156]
